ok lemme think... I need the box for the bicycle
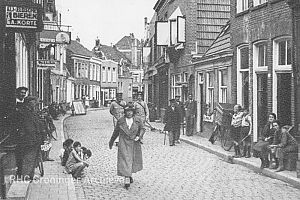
[209,122,234,151]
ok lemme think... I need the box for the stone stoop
[6,181,30,200]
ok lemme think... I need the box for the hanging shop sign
[37,59,56,68]
[0,1,43,32]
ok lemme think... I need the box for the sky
[56,0,158,50]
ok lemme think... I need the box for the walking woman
[109,103,145,189]
[253,113,277,168]
[231,104,243,158]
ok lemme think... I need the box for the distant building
[93,38,133,104]
[115,34,144,99]
[66,39,101,104]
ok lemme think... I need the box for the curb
[181,137,300,189]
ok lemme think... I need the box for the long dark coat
[163,106,181,132]
[109,116,145,177]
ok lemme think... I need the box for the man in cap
[185,94,197,136]
[163,99,181,146]
[133,92,151,126]
[174,95,184,143]
[110,93,126,127]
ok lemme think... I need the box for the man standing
[110,93,126,127]
[134,92,149,123]
[185,94,197,136]
[16,87,28,109]
[175,95,184,143]
[164,99,181,146]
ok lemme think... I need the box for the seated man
[270,125,298,172]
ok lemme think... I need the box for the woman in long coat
[109,103,145,189]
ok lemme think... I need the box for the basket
[214,103,235,127]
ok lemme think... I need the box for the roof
[66,40,95,58]
[115,35,141,50]
[200,23,232,60]
[94,44,131,63]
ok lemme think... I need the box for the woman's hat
[124,102,135,112]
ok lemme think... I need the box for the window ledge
[251,3,268,11]
[235,9,250,17]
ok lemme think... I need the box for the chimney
[130,33,134,39]
[95,37,100,46]
[76,36,80,43]
[144,17,148,27]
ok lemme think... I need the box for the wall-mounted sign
[56,32,71,44]
[1,1,43,32]
[37,59,56,67]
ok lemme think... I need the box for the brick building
[144,0,230,121]
[230,0,295,142]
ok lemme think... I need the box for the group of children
[59,138,92,179]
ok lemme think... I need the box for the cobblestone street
[65,109,300,200]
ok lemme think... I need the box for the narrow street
[64,109,300,200]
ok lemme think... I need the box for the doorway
[257,73,268,135]
[277,73,292,126]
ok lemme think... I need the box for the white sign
[5,6,38,29]
[156,21,169,46]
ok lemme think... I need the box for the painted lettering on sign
[5,6,38,29]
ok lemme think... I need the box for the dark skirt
[241,126,251,142]
[253,140,270,158]
[231,126,242,142]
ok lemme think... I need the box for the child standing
[65,141,89,179]
[241,109,252,158]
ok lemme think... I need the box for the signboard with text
[37,59,56,68]
[0,1,43,32]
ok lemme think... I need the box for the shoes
[275,167,284,172]
[169,144,175,146]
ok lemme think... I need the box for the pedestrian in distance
[109,93,126,127]
[184,94,197,136]
[134,91,155,130]
[231,104,243,158]
[109,103,145,189]
[175,95,185,143]
[65,141,89,179]
[253,113,277,169]
[163,99,181,146]
[241,108,252,158]
[15,86,28,110]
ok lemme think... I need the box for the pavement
[7,107,300,199]
[64,109,300,199]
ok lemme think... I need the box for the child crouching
[65,141,89,179]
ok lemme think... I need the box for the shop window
[278,40,292,66]
[171,74,181,98]
[112,68,117,82]
[218,70,228,103]
[237,0,249,13]
[107,67,112,82]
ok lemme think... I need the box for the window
[171,74,182,99]
[237,46,250,108]
[219,70,228,103]
[97,65,100,81]
[253,0,267,7]
[258,44,267,67]
[112,68,117,82]
[93,65,96,80]
[102,67,106,82]
[278,40,292,65]
[107,67,112,82]
[206,72,214,109]
[237,0,249,13]
[90,65,93,80]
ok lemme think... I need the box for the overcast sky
[56,0,157,50]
